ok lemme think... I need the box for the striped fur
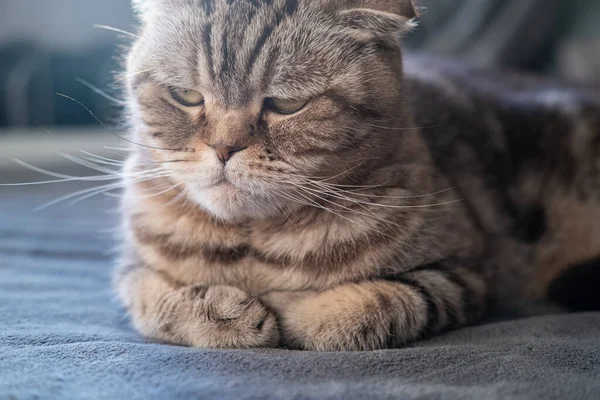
[115,0,600,351]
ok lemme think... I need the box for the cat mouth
[214,180,236,189]
[211,177,248,194]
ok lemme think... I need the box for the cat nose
[213,145,246,164]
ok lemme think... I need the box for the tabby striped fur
[115,0,600,351]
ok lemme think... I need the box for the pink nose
[214,145,246,163]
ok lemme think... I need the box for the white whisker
[294,185,403,236]
[137,182,185,200]
[34,173,169,211]
[35,183,123,211]
[79,150,125,165]
[56,93,184,152]
[104,146,134,152]
[93,24,139,38]
[0,178,92,187]
[284,188,396,240]
[75,78,126,105]
[68,183,126,206]
[8,159,117,182]
[309,180,457,200]
[166,187,190,207]
[109,69,153,87]
[57,153,122,175]
[78,155,125,168]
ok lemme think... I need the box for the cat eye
[170,88,205,107]
[265,98,309,115]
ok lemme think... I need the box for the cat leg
[115,263,279,349]
[265,262,488,351]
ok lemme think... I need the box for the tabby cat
[115,0,600,351]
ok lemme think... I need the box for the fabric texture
[1,183,600,400]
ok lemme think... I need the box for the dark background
[0,0,599,129]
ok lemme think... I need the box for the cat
[115,0,600,351]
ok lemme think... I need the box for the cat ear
[338,8,416,45]
[334,0,419,46]
[343,0,419,18]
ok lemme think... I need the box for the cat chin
[186,182,286,222]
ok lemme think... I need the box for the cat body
[405,55,600,304]
[115,0,600,351]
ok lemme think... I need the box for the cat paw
[284,310,392,352]
[149,285,280,349]
[197,285,280,348]
[274,286,395,352]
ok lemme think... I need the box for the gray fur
[114,0,600,351]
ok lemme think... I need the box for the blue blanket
[1,183,600,400]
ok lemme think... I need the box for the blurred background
[0,0,598,297]
[0,0,599,171]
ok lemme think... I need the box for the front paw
[199,286,280,348]
[275,285,398,352]
[139,285,279,349]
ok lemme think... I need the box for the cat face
[126,0,416,221]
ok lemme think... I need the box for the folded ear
[329,0,419,18]
[335,1,419,47]
[338,8,416,46]
[352,0,419,18]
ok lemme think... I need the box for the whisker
[75,78,126,105]
[102,192,124,199]
[78,155,124,168]
[7,159,118,182]
[305,182,462,210]
[166,187,190,207]
[294,185,403,236]
[93,24,139,38]
[57,152,122,175]
[69,172,172,205]
[283,173,392,190]
[34,173,169,211]
[36,123,127,167]
[301,183,397,219]
[317,162,364,183]
[2,156,166,189]
[308,180,458,200]
[267,178,396,235]
[104,146,134,152]
[274,190,327,211]
[68,183,126,207]
[136,182,185,200]
[363,122,441,131]
[0,178,99,187]
[78,150,125,165]
[150,159,195,164]
[271,194,294,223]
[110,69,153,87]
[56,93,184,152]
[35,182,124,211]
[282,188,396,240]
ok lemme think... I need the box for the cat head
[126,0,420,221]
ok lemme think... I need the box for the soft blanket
[1,183,599,400]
